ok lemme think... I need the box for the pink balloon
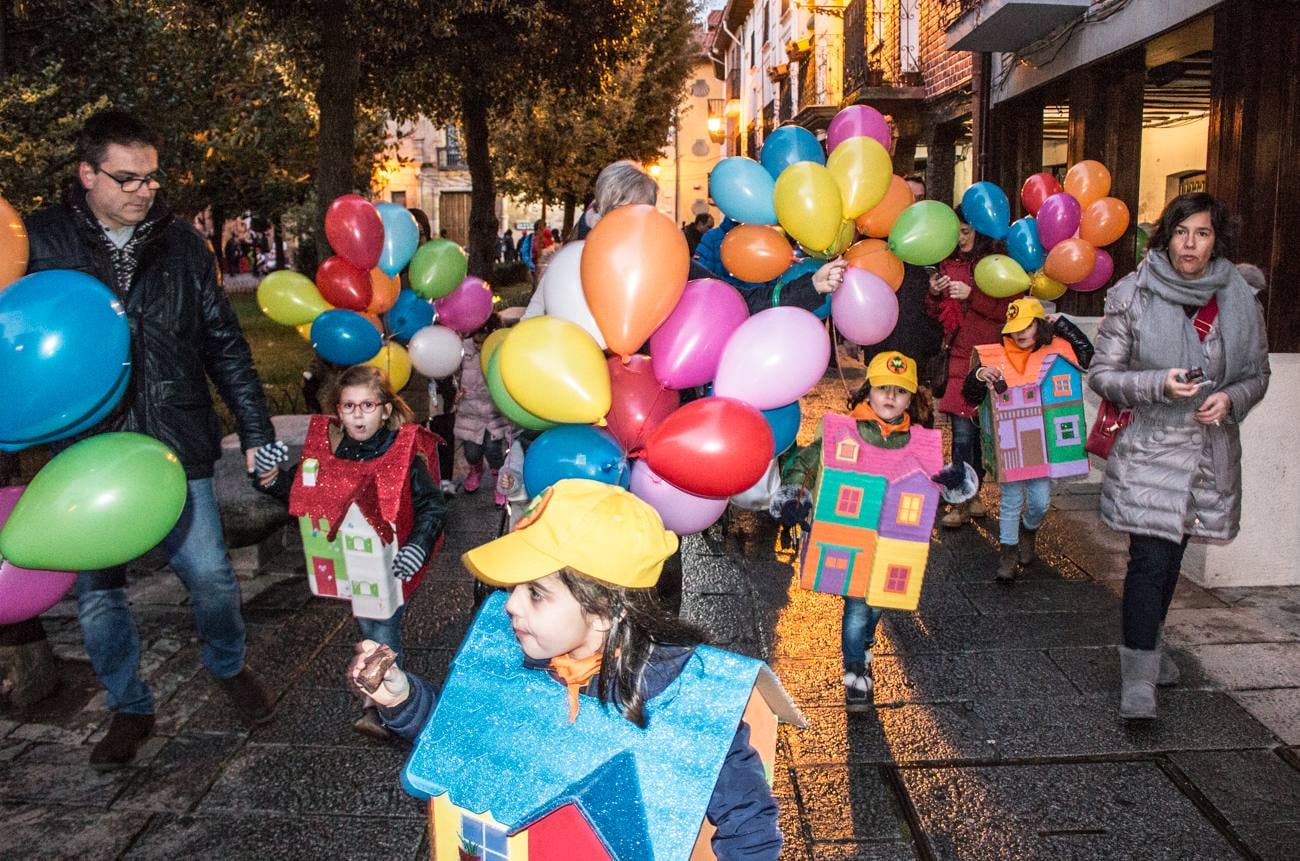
[831,269,900,346]
[628,460,727,535]
[649,278,749,389]
[1036,193,1082,250]
[827,105,892,154]
[714,307,831,410]
[0,486,76,625]
[434,276,494,333]
[1069,247,1114,293]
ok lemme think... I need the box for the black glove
[251,440,290,474]
[930,461,967,492]
[392,544,428,582]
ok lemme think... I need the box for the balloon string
[830,322,856,410]
[629,383,671,456]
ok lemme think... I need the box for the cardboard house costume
[798,414,943,611]
[973,338,1088,484]
[402,592,806,861]
[289,415,439,620]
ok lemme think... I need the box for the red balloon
[643,397,774,498]
[1020,172,1063,217]
[604,355,680,455]
[325,194,384,271]
[315,255,373,312]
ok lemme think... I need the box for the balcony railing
[436,147,467,170]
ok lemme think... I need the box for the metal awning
[945,0,1091,53]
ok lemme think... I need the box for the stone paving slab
[1046,645,1215,694]
[957,580,1121,615]
[124,812,428,860]
[114,732,246,813]
[790,764,910,842]
[1163,606,1300,646]
[1181,642,1300,689]
[0,741,137,807]
[899,761,1241,861]
[0,803,153,860]
[782,703,997,766]
[1170,750,1300,836]
[1230,689,1300,744]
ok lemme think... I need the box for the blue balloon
[759,126,825,180]
[0,362,131,452]
[375,203,420,277]
[311,310,383,366]
[383,289,434,344]
[762,401,802,455]
[522,425,630,498]
[1005,217,1046,273]
[0,270,130,444]
[960,181,1011,240]
[709,157,777,225]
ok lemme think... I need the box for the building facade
[372,118,474,247]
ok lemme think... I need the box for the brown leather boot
[1018,525,1039,565]
[215,666,276,726]
[968,496,987,518]
[90,712,155,771]
[352,706,393,742]
[940,503,969,528]
[995,543,1018,582]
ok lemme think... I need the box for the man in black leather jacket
[24,110,280,769]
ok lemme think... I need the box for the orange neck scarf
[849,402,911,438]
[548,652,604,723]
[1002,338,1035,375]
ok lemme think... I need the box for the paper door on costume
[798,414,942,610]
[289,416,439,620]
[974,341,1088,485]
[403,591,807,861]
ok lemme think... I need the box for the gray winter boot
[1118,646,1160,720]
[1156,626,1180,687]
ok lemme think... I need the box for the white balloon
[541,241,607,349]
[406,324,464,379]
[729,459,781,511]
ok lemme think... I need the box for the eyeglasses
[94,166,165,193]
[338,400,382,415]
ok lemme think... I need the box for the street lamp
[707,98,726,143]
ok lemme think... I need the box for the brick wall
[863,1,971,98]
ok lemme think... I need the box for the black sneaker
[843,669,873,713]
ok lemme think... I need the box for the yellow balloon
[807,219,856,260]
[365,342,412,392]
[479,327,510,376]
[498,316,611,424]
[1029,271,1068,301]
[774,162,844,252]
[974,254,1030,298]
[296,323,314,341]
[826,137,892,219]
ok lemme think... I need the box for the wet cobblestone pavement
[3,377,1299,859]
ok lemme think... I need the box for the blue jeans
[75,479,246,715]
[842,598,884,670]
[948,415,985,484]
[355,604,406,667]
[998,477,1052,545]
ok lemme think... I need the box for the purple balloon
[649,278,750,389]
[714,307,831,410]
[434,276,493,333]
[1036,193,1082,250]
[1069,247,1114,293]
[827,105,892,154]
[831,269,900,346]
[628,460,727,535]
[0,486,76,625]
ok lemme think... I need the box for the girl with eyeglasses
[253,364,447,741]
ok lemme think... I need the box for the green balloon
[1135,225,1149,264]
[257,270,331,326]
[408,239,468,300]
[887,200,960,266]
[485,350,556,432]
[974,254,1030,298]
[0,433,187,570]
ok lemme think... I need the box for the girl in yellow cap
[962,298,1093,581]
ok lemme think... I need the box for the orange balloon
[720,224,793,282]
[580,204,690,356]
[1078,197,1130,247]
[367,268,400,314]
[1063,160,1111,208]
[295,323,314,341]
[1043,238,1097,284]
[0,195,29,291]
[854,175,913,239]
[361,311,385,334]
[843,238,904,292]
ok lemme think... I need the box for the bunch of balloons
[707,104,960,346]
[484,202,829,535]
[963,160,1130,300]
[257,194,488,389]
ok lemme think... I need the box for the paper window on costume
[1054,415,1081,444]
[345,534,373,554]
[835,486,863,518]
[459,814,509,861]
[835,438,860,463]
[1053,375,1072,397]
[884,565,910,594]
[895,493,923,526]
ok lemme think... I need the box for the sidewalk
[2,378,1299,859]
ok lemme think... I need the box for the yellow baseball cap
[866,351,918,393]
[1002,297,1046,334]
[462,479,679,589]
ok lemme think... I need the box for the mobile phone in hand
[992,378,1008,394]
[1178,367,1205,384]
[924,265,939,277]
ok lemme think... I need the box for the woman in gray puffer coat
[1088,193,1269,721]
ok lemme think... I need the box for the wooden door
[438,192,471,247]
